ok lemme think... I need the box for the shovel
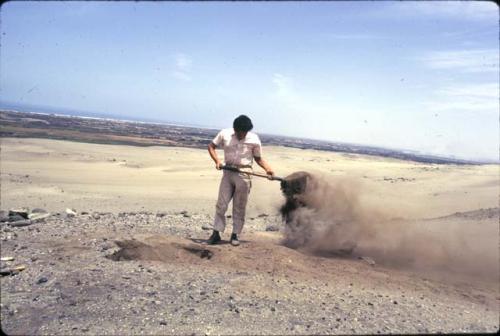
[221,165,285,182]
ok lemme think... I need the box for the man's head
[233,115,253,140]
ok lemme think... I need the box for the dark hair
[233,115,253,132]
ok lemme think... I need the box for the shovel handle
[221,165,284,182]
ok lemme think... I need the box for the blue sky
[1,1,498,161]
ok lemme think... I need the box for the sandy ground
[1,137,497,218]
[1,137,499,335]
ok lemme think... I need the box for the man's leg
[231,173,251,235]
[213,171,235,233]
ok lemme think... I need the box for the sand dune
[1,137,498,334]
[1,137,497,218]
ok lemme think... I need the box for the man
[207,115,274,246]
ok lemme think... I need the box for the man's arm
[254,157,274,178]
[208,143,223,170]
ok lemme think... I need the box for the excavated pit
[106,239,214,262]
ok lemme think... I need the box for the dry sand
[1,137,497,218]
[1,137,499,335]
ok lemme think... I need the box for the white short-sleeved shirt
[212,128,262,166]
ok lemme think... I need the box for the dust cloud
[280,172,499,283]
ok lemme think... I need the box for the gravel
[0,210,498,335]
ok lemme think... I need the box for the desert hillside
[1,138,498,335]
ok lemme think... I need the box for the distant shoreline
[0,109,495,165]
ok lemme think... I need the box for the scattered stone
[37,276,49,284]
[28,212,51,222]
[0,210,9,222]
[100,243,112,252]
[9,208,29,219]
[1,257,14,261]
[10,219,32,227]
[258,213,269,218]
[200,250,213,259]
[201,225,212,231]
[359,256,376,266]
[8,214,26,222]
[30,208,48,214]
[156,212,167,218]
[265,224,280,232]
[65,208,77,217]
[0,265,26,276]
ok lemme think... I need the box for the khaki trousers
[213,170,252,235]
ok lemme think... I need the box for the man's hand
[215,161,223,170]
[266,169,275,180]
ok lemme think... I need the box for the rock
[37,276,49,284]
[9,208,29,219]
[65,208,77,217]
[9,219,32,227]
[0,257,14,261]
[0,265,26,276]
[265,225,280,232]
[201,225,212,231]
[28,212,51,222]
[200,250,213,259]
[258,213,269,218]
[100,243,113,252]
[359,256,376,266]
[30,208,48,214]
[8,214,26,222]
[0,210,9,223]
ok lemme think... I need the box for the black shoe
[230,233,240,246]
[207,231,221,245]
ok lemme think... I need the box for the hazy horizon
[1,1,498,161]
[2,101,496,163]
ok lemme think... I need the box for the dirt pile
[279,172,499,282]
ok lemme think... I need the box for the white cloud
[172,53,192,81]
[419,49,499,73]
[438,83,499,99]
[383,1,498,21]
[272,73,295,101]
[425,83,499,112]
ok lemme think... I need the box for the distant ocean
[0,100,217,130]
[1,101,496,164]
